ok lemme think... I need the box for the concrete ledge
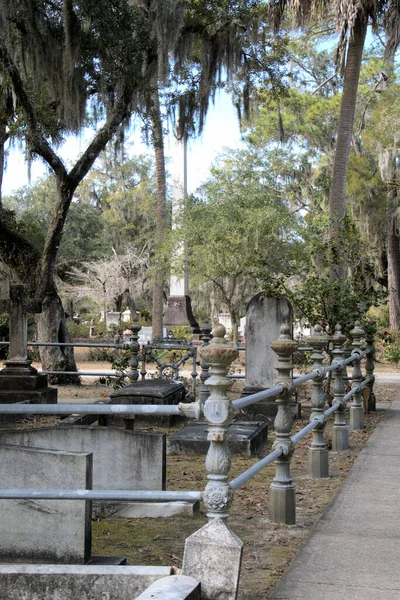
[112,501,200,518]
[0,564,172,599]
[136,574,201,599]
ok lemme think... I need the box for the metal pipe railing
[0,341,127,349]
[232,349,371,412]
[0,489,202,502]
[39,370,125,377]
[230,448,283,490]
[230,371,370,491]
[0,403,185,416]
[232,384,285,410]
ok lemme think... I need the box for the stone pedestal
[0,284,57,405]
[0,365,57,404]
[308,447,329,478]
[163,295,201,333]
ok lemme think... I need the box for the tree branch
[0,40,68,182]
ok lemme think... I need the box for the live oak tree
[0,0,182,376]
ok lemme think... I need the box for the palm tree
[140,0,260,338]
[271,0,400,279]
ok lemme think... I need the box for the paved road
[271,396,400,599]
[375,372,400,383]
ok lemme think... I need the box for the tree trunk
[36,289,78,384]
[329,13,368,280]
[150,89,167,340]
[229,308,239,346]
[0,120,6,208]
[387,189,400,328]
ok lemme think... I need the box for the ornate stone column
[365,330,376,412]
[350,322,365,430]
[198,319,213,409]
[269,324,298,525]
[308,324,329,478]
[200,324,238,520]
[331,324,349,452]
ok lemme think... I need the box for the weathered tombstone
[0,284,57,404]
[167,419,268,458]
[106,311,121,328]
[242,292,295,418]
[0,426,166,492]
[182,518,243,600]
[0,426,169,518]
[0,444,92,564]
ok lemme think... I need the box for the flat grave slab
[167,420,268,457]
[110,379,186,426]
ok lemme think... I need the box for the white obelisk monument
[164,131,200,333]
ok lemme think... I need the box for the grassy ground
[0,352,397,598]
[89,384,390,600]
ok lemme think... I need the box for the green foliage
[88,347,114,362]
[75,152,160,253]
[170,326,193,343]
[173,146,305,340]
[67,321,91,339]
[263,273,385,338]
[384,343,400,368]
[3,176,107,278]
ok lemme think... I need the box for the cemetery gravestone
[0,284,57,404]
[0,426,166,492]
[242,292,297,418]
[0,444,92,564]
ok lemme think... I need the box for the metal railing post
[350,322,365,430]
[308,324,329,478]
[128,318,142,383]
[365,330,376,412]
[198,319,213,409]
[331,324,349,452]
[269,324,298,524]
[200,324,238,521]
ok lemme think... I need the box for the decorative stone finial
[213,323,226,340]
[271,323,297,357]
[308,323,327,351]
[200,323,238,373]
[332,323,346,346]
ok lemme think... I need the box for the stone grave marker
[0,426,177,518]
[167,419,268,458]
[0,426,166,492]
[0,444,92,564]
[242,292,298,418]
[0,284,57,404]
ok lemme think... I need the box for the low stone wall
[0,565,172,599]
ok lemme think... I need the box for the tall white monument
[164,131,200,333]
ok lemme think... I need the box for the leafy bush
[68,321,91,338]
[87,347,114,361]
[384,344,400,368]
